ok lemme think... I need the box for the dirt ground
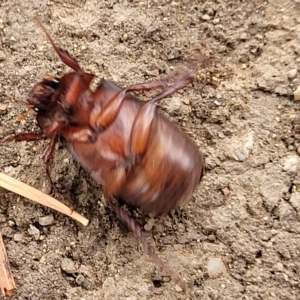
[0,0,300,299]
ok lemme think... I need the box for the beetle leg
[126,71,194,104]
[64,73,95,108]
[108,199,187,291]
[61,126,96,143]
[43,120,65,138]
[108,200,149,247]
[42,134,75,204]
[94,80,166,129]
[130,102,156,156]
[0,133,44,143]
[94,89,126,129]
[150,72,194,103]
[129,72,195,157]
[126,80,166,92]
[42,134,58,165]
[42,134,59,194]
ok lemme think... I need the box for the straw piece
[0,232,16,297]
[0,173,89,226]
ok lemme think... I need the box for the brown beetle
[1,21,204,289]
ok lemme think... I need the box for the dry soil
[0,1,300,299]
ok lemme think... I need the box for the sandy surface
[0,0,300,299]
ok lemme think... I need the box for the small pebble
[294,85,300,100]
[208,234,216,242]
[201,14,210,21]
[182,98,190,105]
[0,104,7,111]
[207,257,227,278]
[167,97,182,113]
[212,18,220,24]
[276,262,284,272]
[175,285,183,292]
[283,274,289,281]
[221,187,230,197]
[61,258,77,274]
[0,50,6,61]
[38,214,54,226]
[225,131,255,161]
[211,76,219,84]
[28,225,40,240]
[283,155,299,174]
[239,286,246,293]
[76,274,85,286]
[240,32,249,40]
[8,220,15,227]
[144,218,155,231]
[40,255,46,264]
[287,69,298,80]
[218,131,225,138]
[123,33,128,41]
[13,233,23,242]
[4,166,12,173]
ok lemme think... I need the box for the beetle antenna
[35,18,82,73]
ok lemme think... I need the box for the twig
[0,173,89,226]
[0,232,16,297]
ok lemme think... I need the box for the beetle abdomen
[120,115,204,214]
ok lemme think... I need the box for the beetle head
[27,76,60,112]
